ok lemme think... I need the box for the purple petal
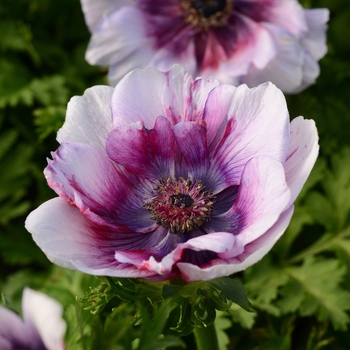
[173,121,210,179]
[107,116,176,179]
[209,156,291,246]
[0,306,31,349]
[22,288,66,350]
[285,117,319,206]
[210,82,290,188]
[145,232,237,276]
[177,206,294,281]
[45,142,155,231]
[57,86,114,153]
[25,198,161,278]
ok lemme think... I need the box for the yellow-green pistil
[144,177,216,233]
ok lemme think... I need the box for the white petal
[178,206,294,281]
[285,117,319,206]
[57,86,114,153]
[111,65,218,129]
[211,82,290,188]
[243,24,304,93]
[146,232,238,276]
[302,9,329,60]
[86,7,150,68]
[25,198,155,278]
[215,156,291,248]
[81,0,132,32]
[22,288,66,350]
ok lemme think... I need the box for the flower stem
[193,323,219,350]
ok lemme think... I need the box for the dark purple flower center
[144,177,216,233]
[180,0,233,30]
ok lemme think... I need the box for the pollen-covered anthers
[144,177,216,233]
[180,0,233,31]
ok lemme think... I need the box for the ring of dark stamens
[180,0,233,30]
[144,177,216,234]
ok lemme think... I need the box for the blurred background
[1,0,350,349]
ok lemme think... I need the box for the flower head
[81,0,329,93]
[0,288,66,350]
[26,65,318,282]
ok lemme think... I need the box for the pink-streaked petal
[211,82,290,188]
[210,156,290,246]
[145,232,238,276]
[177,206,294,281]
[302,9,329,60]
[0,306,31,348]
[22,288,66,350]
[202,84,237,149]
[25,198,158,278]
[45,142,155,231]
[57,86,114,153]
[243,23,304,93]
[148,26,197,76]
[173,121,209,178]
[111,65,218,129]
[285,117,319,206]
[107,116,176,179]
[80,0,132,32]
[86,7,151,67]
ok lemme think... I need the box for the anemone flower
[0,288,66,350]
[26,65,318,282]
[81,0,329,93]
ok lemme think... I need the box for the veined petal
[22,288,66,350]
[107,116,176,179]
[111,65,218,129]
[177,206,294,281]
[173,121,209,179]
[25,198,161,278]
[285,117,319,206]
[57,86,114,153]
[202,84,237,148]
[145,232,238,276]
[211,82,290,188]
[210,156,290,246]
[45,142,155,230]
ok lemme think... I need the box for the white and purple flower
[0,288,66,350]
[26,65,318,282]
[81,0,329,93]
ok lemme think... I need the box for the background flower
[0,288,66,350]
[81,0,329,93]
[26,65,318,282]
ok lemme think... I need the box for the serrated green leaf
[228,303,256,329]
[244,257,289,316]
[284,257,350,330]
